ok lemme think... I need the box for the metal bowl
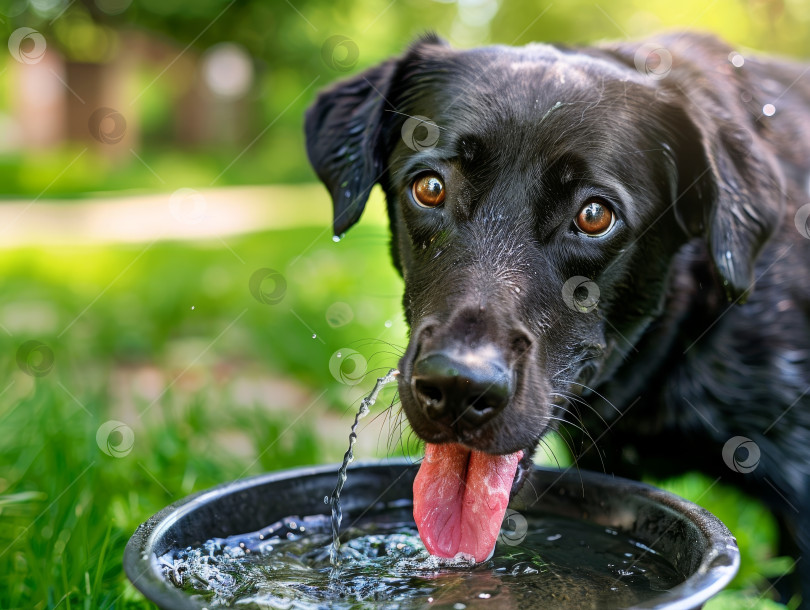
[124,459,739,609]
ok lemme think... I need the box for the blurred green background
[0,0,806,607]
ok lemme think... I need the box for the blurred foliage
[1,0,810,195]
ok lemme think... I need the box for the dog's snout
[411,348,511,428]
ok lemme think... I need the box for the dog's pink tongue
[413,443,523,562]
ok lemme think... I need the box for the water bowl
[124,459,739,609]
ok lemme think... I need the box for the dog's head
[305,33,784,473]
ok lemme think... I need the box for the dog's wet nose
[411,347,511,428]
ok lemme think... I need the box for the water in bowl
[160,502,682,609]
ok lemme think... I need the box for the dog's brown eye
[575,199,614,236]
[412,174,445,207]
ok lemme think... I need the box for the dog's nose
[411,347,511,428]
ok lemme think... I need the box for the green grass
[0,188,797,608]
[0,140,316,200]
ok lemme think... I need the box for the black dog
[306,32,810,601]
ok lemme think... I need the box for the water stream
[327,368,399,571]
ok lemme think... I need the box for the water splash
[327,368,399,572]
[162,507,681,608]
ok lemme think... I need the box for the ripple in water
[160,505,682,609]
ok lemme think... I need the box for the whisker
[375,393,401,456]
[550,389,611,430]
[551,349,601,379]
[537,436,562,469]
[546,412,586,437]
[563,380,623,416]
[388,404,405,457]
[541,433,584,495]
[364,364,403,377]
[347,337,406,353]
[548,404,606,474]
[540,426,586,495]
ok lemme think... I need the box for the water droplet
[384,320,393,328]
[312,333,317,339]
[191,305,195,310]
[323,495,329,504]
[763,103,776,116]
[729,52,744,68]
[725,250,732,260]
[337,352,342,358]
[332,235,341,243]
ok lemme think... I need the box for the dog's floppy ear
[641,34,785,303]
[306,34,449,236]
[671,106,784,302]
[305,59,398,236]
[603,34,785,302]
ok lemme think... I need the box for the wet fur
[305,33,810,603]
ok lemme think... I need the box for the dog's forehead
[401,43,643,116]
[484,42,634,83]
[394,42,655,157]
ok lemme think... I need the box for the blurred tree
[1,0,808,188]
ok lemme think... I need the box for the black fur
[305,32,810,603]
